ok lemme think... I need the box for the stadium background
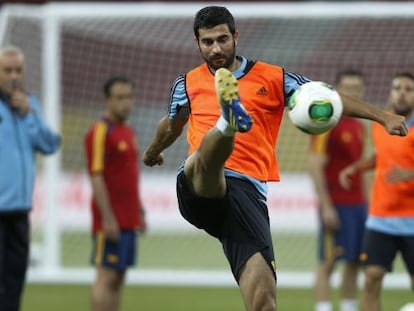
[1,1,413,310]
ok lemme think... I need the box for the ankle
[216,116,236,136]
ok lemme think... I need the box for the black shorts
[360,228,414,274]
[176,171,276,282]
[0,211,29,310]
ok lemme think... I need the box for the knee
[95,270,125,292]
[106,274,125,292]
[93,279,123,295]
[240,268,276,311]
[318,260,336,276]
[251,271,276,310]
[252,282,276,311]
[239,253,277,311]
[342,262,359,282]
[364,267,385,292]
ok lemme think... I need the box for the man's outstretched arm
[340,92,407,136]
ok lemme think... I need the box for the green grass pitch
[22,284,413,311]
[26,231,410,310]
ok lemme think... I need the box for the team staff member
[84,77,146,311]
[340,72,414,311]
[310,70,367,311]
[0,46,61,311]
[143,6,407,311]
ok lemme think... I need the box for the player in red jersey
[84,77,146,311]
[310,71,367,311]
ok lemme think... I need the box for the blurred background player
[310,70,367,311]
[143,6,407,311]
[84,76,146,311]
[340,72,414,311]
[0,46,61,311]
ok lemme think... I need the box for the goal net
[1,2,413,287]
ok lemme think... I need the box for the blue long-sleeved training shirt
[0,92,61,212]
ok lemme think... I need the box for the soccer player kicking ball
[143,6,407,311]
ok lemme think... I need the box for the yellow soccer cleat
[215,68,253,133]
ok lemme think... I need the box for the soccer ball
[400,303,414,311]
[288,81,343,135]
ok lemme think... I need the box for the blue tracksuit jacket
[0,92,61,212]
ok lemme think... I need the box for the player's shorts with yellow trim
[91,230,137,271]
[360,228,414,273]
[177,171,276,283]
[318,204,367,262]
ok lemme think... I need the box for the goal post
[1,2,413,288]
[41,10,62,274]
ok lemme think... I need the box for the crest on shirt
[341,131,352,143]
[118,140,128,151]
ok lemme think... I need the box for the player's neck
[227,58,241,72]
[104,111,126,124]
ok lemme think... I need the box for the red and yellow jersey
[311,117,365,204]
[84,116,143,232]
[185,61,285,181]
[370,121,414,217]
